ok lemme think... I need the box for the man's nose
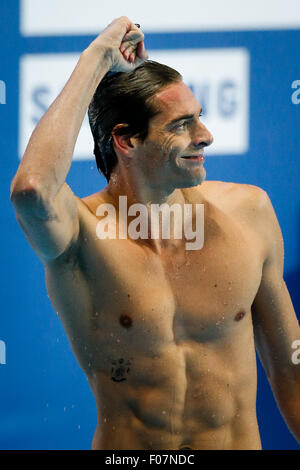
[191,121,214,149]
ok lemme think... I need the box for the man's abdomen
[89,333,260,450]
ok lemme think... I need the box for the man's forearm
[11,44,110,199]
[281,399,300,444]
[273,374,300,444]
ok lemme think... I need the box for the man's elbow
[10,172,41,199]
[10,175,50,219]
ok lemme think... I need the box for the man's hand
[89,16,149,72]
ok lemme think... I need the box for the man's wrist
[81,42,113,76]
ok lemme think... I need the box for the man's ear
[112,124,136,155]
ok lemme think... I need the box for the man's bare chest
[83,207,264,348]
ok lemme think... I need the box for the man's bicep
[12,182,80,263]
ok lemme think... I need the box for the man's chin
[178,164,206,187]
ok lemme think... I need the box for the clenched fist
[88,16,149,72]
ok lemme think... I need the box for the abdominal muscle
[88,339,262,450]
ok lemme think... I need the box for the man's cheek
[161,134,181,154]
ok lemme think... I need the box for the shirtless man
[10,17,300,450]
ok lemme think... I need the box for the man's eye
[175,122,187,130]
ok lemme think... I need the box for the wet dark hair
[88,60,182,182]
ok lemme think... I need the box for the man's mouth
[180,155,205,162]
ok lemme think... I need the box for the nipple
[234,311,246,322]
[119,314,133,328]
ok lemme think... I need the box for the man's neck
[106,167,185,208]
[102,168,206,254]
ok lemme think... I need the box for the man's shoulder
[77,190,108,217]
[199,181,277,244]
[200,179,265,192]
[197,180,268,208]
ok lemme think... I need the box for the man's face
[134,80,214,189]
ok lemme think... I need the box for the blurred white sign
[19,53,93,160]
[21,0,300,35]
[19,48,249,160]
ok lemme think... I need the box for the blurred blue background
[0,0,299,450]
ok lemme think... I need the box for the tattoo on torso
[111,358,131,382]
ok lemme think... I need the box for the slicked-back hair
[88,60,182,182]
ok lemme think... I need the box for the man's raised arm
[10,17,148,264]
